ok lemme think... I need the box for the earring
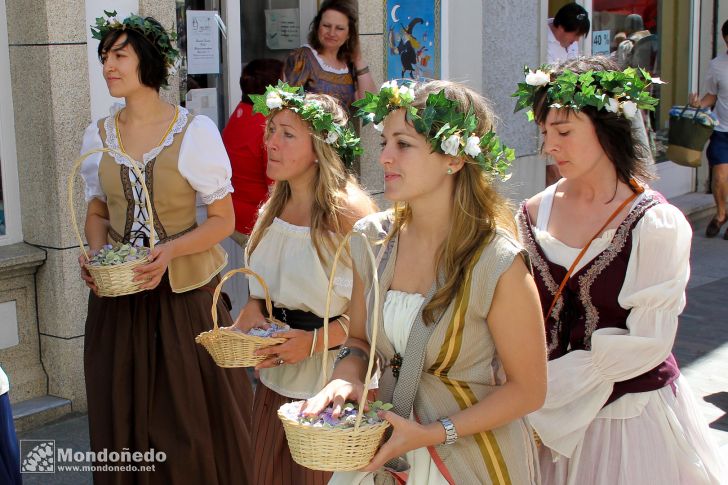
[314,159,319,164]
[447,168,453,174]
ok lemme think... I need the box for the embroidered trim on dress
[144,158,168,241]
[201,183,233,205]
[304,44,350,74]
[576,196,660,349]
[516,206,563,354]
[103,106,189,167]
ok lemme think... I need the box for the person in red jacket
[222,58,283,245]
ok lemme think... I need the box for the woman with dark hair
[283,0,376,112]
[513,57,726,484]
[223,58,283,241]
[79,13,253,484]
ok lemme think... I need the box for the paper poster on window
[186,88,219,127]
[265,9,300,50]
[187,10,219,74]
[592,30,611,56]
[385,0,441,81]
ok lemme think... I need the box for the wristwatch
[437,417,458,445]
[334,346,368,366]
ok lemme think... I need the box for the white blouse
[246,217,352,317]
[79,105,233,206]
[527,187,693,459]
[246,217,353,399]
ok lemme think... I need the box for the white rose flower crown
[354,81,515,180]
[512,65,663,122]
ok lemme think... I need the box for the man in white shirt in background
[691,19,728,238]
[545,3,591,186]
[0,365,21,485]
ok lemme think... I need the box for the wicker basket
[278,231,390,471]
[196,268,286,368]
[68,148,155,297]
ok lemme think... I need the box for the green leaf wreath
[90,10,180,72]
[512,65,663,122]
[353,81,515,180]
[250,82,363,168]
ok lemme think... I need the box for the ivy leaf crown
[353,80,515,181]
[90,10,180,70]
[512,65,663,122]
[250,81,363,168]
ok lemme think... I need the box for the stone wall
[5,0,91,410]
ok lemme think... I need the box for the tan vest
[351,212,539,485]
[97,116,227,293]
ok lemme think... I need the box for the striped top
[351,211,540,485]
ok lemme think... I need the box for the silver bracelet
[437,417,458,445]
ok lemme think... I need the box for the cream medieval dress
[80,106,254,485]
[245,217,352,484]
[331,211,541,485]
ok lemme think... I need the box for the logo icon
[20,440,55,473]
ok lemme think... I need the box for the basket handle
[321,231,380,432]
[210,267,276,330]
[68,147,157,262]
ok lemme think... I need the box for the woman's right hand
[688,93,700,108]
[78,253,99,295]
[301,378,366,418]
[231,299,268,333]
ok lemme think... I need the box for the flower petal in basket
[195,267,287,368]
[69,148,157,297]
[277,401,390,472]
[196,326,286,368]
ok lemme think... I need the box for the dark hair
[532,56,652,186]
[722,19,728,38]
[97,17,169,91]
[307,0,359,64]
[241,58,284,101]
[554,3,591,36]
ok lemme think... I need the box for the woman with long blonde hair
[232,83,376,484]
[304,80,547,484]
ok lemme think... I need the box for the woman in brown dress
[232,84,376,484]
[79,13,253,484]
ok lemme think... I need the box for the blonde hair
[247,93,368,267]
[389,80,516,324]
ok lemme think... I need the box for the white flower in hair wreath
[354,80,516,180]
[250,82,363,167]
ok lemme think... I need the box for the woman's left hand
[254,329,313,369]
[133,243,175,290]
[361,411,440,472]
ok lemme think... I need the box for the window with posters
[591,0,693,162]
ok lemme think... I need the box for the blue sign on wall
[385,0,441,81]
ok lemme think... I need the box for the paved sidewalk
[16,211,728,484]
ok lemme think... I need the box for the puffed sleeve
[528,203,692,458]
[79,122,106,203]
[283,47,313,88]
[178,115,234,205]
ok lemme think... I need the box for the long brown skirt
[84,275,253,485]
[252,382,332,485]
